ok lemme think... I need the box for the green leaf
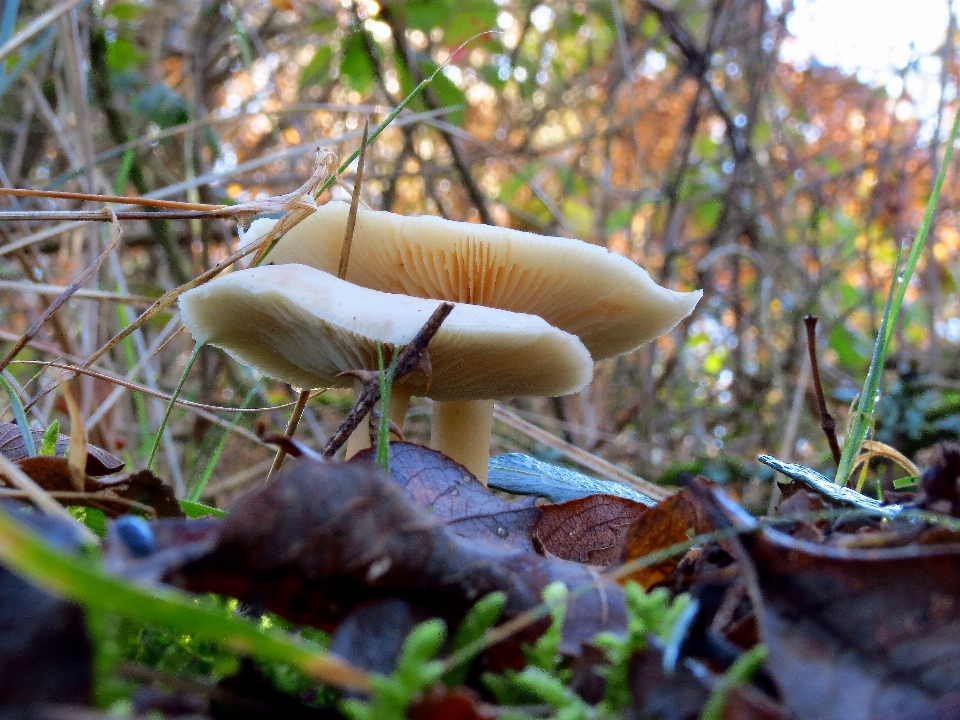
[104,3,146,21]
[479,64,506,89]
[178,499,226,519]
[106,36,145,74]
[445,591,505,686]
[640,12,660,37]
[893,475,919,489]
[605,205,635,233]
[340,32,376,94]
[498,173,527,203]
[71,506,107,537]
[421,62,465,126]
[692,199,722,231]
[405,0,450,33]
[38,419,59,456]
[299,45,333,91]
[444,2,499,45]
[829,323,869,370]
[132,84,190,129]
[405,0,498,46]
[560,198,594,237]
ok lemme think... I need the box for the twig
[13,360,315,416]
[0,489,156,516]
[804,315,841,464]
[322,302,454,458]
[0,214,121,374]
[0,209,241,221]
[267,390,311,478]
[0,187,220,209]
[0,280,153,306]
[0,0,85,63]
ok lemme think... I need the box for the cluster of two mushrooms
[179,202,702,484]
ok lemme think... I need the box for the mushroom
[178,264,593,481]
[242,201,702,361]
[242,202,702,474]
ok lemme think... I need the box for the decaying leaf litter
[3,37,960,720]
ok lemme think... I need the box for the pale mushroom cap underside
[178,264,593,401]
[243,202,702,360]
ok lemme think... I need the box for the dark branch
[804,315,842,465]
[322,302,455,458]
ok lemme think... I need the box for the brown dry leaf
[10,457,182,518]
[352,442,541,552]
[694,478,960,720]
[534,494,648,566]
[0,422,124,476]
[409,686,494,720]
[166,459,626,659]
[620,486,715,588]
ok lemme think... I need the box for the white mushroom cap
[178,264,593,402]
[248,201,702,360]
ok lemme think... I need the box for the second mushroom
[179,264,593,482]
[240,201,702,479]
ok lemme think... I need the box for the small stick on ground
[804,315,842,464]
[323,302,454,458]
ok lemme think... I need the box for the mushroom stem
[345,381,412,458]
[430,399,495,485]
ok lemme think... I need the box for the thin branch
[0,187,220,209]
[322,302,454,458]
[804,315,841,464]
[0,216,122,374]
[268,390,311,479]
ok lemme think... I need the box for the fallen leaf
[534,494,648,566]
[166,459,626,660]
[620,486,715,588]
[693,478,960,720]
[409,685,494,720]
[352,442,541,551]
[0,422,124,476]
[913,443,960,517]
[10,458,182,518]
[488,453,656,505]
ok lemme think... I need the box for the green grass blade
[178,499,226,518]
[834,102,960,485]
[0,372,36,456]
[147,341,201,471]
[187,379,262,502]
